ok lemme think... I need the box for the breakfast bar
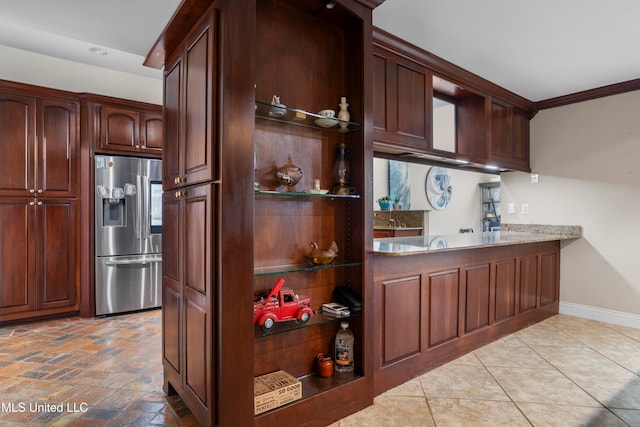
[372,225,581,394]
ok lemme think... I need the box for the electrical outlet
[508,203,515,214]
[531,173,539,184]
[521,203,530,215]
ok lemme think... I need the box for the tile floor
[334,314,640,427]
[1,311,639,426]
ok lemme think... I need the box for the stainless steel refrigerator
[94,155,162,315]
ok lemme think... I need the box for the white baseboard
[559,301,640,329]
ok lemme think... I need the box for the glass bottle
[334,322,354,378]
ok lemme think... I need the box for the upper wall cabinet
[0,92,79,198]
[488,98,530,171]
[162,14,216,191]
[372,28,533,172]
[94,101,163,158]
[373,47,429,151]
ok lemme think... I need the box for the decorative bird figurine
[307,241,338,265]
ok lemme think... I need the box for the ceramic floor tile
[516,402,628,426]
[610,408,640,425]
[486,366,601,407]
[418,364,509,401]
[383,378,425,397]
[428,397,530,427]
[515,322,585,347]
[474,339,554,369]
[337,395,435,427]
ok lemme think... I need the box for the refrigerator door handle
[135,174,143,240]
[105,258,162,266]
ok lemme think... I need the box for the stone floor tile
[418,364,509,401]
[337,395,435,427]
[610,408,640,426]
[428,397,530,427]
[516,402,627,427]
[487,365,601,407]
[474,339,554,369]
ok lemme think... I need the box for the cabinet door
[99,106,140,153]
[37,99,78,197]
[36,199,78,310]
[183,183,214,411]
[0,94,35,197]
[0,198,36,316]
[488,99,530,171]
[162,189,183,380]
[182,20,216,187]
[373,46,429,151]
[141,112,163,155]
[163,56,182,190]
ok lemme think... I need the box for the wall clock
[425,167,452,210]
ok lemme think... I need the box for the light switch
[508,203,515,214]
[531,173,539,184]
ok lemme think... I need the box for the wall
[374,158,497,234]
[501,89,640,324]
[0,45,162,104]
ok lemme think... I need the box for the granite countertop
[373,226,423,231]
[373,224,582,256]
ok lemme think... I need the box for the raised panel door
[381,275,421,364]
[183,17,216,186]
[519,255,538,312]
[141,112,163,154]
[511,109,530,168]
[99,106,139,152]
[464,264,490,333]
[184,185,211,295]
[0,94,35,197]
[163,57,182,190]
[372,53,388,132]
[37,199,78,310]
[184,287,210,407]
[37,99,78,197]
[428,269,459,347]
[0,198,35,316]
[494,259,516,322]
[396,62,427,143]
[540,252,558,306]
[489,100,510,161]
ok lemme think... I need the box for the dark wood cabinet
[373,47,429,151]
[162,13,215,191]
[0,197,78,321]
[162,182,215,423]
[373,241,560,395]
[0,83,80,324]
[488,98,530,171]
[96,102,163,157]
[154,0,376,425]
[372,28,533,172]
[0,94,78,198]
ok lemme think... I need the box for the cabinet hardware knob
[175,191,181,198]
[37,201,43,206]
[29,201,35,206]
[180,177,187,183]
[37,189,43,194]
[29,189,35,194]
[136,145,140,149]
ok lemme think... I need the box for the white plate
[314,118,338,128]
[303,189,329,194]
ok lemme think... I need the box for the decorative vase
[378,200,392,210]
[337,96,350,131]
[275,155,302,192]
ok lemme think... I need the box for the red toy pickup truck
[254,278,313,330]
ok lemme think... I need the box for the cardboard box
[254,370,302,415]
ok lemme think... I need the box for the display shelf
[254,311,361,338]
[255,189,360,199]
[254,259,362,277]
[254,372,364,420]
[255,101,361,132]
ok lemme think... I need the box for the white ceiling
[1,0,639,101]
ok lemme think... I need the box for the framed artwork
[425,167,452,210]
[388,160,410,209]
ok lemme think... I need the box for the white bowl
[315,118,338,128]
